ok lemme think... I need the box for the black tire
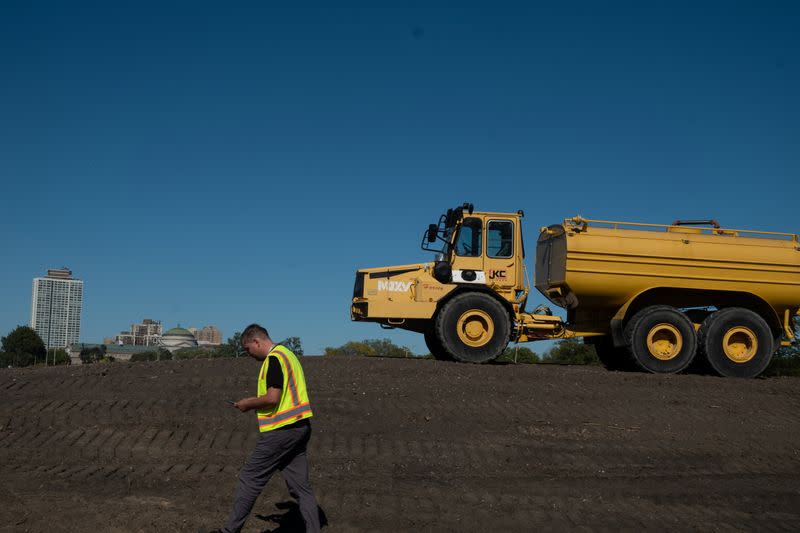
[587,336,633,372]
[624,305,697,374]
[424,330,452,361]
[435,292,510,363]
[697,307,774,378]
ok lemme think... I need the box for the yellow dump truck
[351,203,800,378]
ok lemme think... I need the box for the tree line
[0,326,303,366]
[0,326,71,367]
[3,322,799,376]
[322,337,601,365]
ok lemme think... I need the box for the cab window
[455,217,482,257]
[487,220,513,258]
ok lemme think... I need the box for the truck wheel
[624,306,697,373]
[588,336,633,372]
[697,308,774,378]
[435,292,510,363]
[424,330,452,361]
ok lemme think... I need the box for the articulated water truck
[351,203,799,378]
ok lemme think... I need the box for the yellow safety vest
[256,344,313,432]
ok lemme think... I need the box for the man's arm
[235,387,280,412]
[234,355,284,412]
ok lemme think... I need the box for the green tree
[324,338,413,358]
[47,348,71,366]
[540,339,600,365]
[229,331,242,352]
[128,348,172,362]
[0,351,35,368]
[130,351,159,362]
[79,345,107,364]
[497,345,539,364]
[280,336,303,356]
[210,346,232,358]
[1,326,46,366]
[213,331,242,358]
[365,338,412,357]
[324,341,372,357]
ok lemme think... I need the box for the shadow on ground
[256,501,328,532]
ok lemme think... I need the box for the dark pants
[223,422,320,533]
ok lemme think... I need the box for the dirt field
[1,356,799,532]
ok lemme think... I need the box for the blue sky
[1,1,798,355]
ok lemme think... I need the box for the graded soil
[1,357,799,532]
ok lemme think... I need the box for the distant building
[160,326,198,353]
[194,325,222,345]
[114,318,163,346]
[31,268,83,349]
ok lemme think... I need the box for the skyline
[1,1,798,355]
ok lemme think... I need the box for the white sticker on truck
[377,280,413,292]
[452,270,486,284]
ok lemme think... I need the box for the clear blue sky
[1,1,798,355]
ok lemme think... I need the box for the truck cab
[351,203,558,363]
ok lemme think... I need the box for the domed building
[160,326,198,353]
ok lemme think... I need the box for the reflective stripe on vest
[258,402,312,430]
[256,344,313,432]
[272,346,300,406]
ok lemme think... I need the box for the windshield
[454,217,482,257]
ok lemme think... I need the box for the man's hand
[233,389,281,413]
[234,397,256,412]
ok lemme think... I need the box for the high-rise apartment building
[115,318,163,346]
[31,268,83,349]
[195,325,222,345]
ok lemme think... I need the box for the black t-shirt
[266,355,283,389]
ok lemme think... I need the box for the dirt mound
[1,357,799,531]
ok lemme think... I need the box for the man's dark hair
[241,324,270,344]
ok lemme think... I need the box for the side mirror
[427,224,438,243]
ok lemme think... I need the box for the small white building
[160,327,198,353]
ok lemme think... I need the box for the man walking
[211,323,320,533]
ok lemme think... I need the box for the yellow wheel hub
[646,323,683,361]
[456,309,494,348]
[722,327,758,363]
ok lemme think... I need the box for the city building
[114,318,163,346]
[194,325,222,345]
[31,268,83,349]
[160,326,198,353]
